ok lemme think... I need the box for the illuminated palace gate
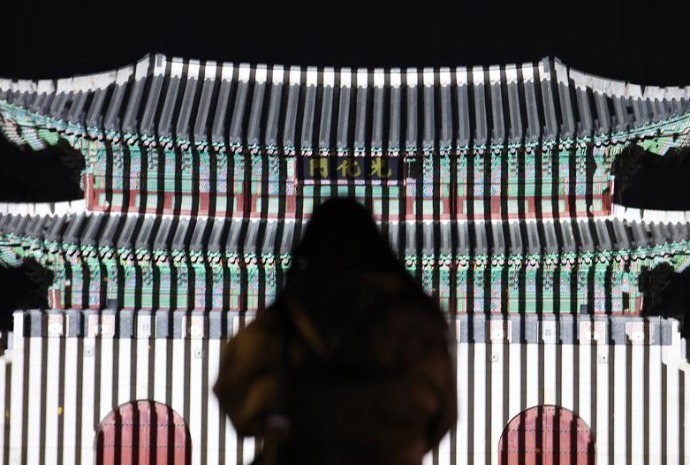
[498,406,594,465]
[1,52,690,465]
[96,401,191,465]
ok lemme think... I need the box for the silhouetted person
[214,198,457,465]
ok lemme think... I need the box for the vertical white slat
[489,343,503,465]
[666,354,680,465]
[456,341,469,465]
[613,344,628,465]
[242,436,256,464]
[685,366,690,465]
[226,318,241,461]
[206,339,221,465]
[8,314,26,465]
[542,340,557,405]
[135,327,150,399]
[117,338,132,406]
[630,343,644,465]
[682,359,690,463]
[81,338,96,465]
[578,342,592,428]
[647,344,662,464]
[423,451,434,465]
[153,338,168,403]
[61,336,79,465]
[225,416,238,464]
[0,348,7,465]
[189,338,204,465]
[99,337,114,421]
[508,343,522,419]
[437,427,452,465]
[170,337,186,426]
[525,343,539,408]
[472,342,486,465]
[560,344,575,412]
[595,341,610,465]
[43,336,60,465]
[25,337,44,465]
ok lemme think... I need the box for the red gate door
[498,405,594,465]
[96,400,191,465]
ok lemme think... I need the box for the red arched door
[498,405,594,465]
[95,400,191,465]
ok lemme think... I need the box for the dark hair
[288,198,405,276]
[279,198,444,341]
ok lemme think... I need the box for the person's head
[289,198,403,277]
[281,198,441,330]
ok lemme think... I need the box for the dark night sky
[2,1,689,85]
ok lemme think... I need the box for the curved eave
[0,54,688,155]
[1,208,689,264]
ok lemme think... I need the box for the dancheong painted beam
[0,55,688,220]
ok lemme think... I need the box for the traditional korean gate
[498,405,594,465]
[95,400,191,465]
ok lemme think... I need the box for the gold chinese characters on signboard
[300,156,416,182]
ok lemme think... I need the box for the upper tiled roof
[1,54,689,154]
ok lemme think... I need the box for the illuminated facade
[0,54,689,464]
